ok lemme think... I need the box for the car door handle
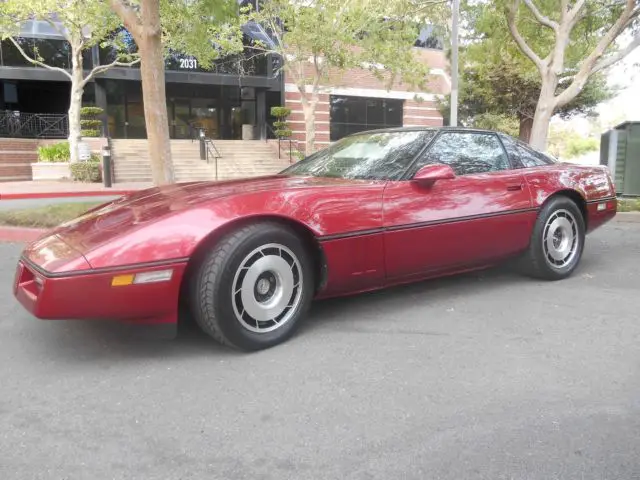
[506,183,523,191]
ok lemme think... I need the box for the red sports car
[14,127,617,350]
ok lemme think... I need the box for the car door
[382,130,537,281]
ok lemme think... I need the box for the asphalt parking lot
[1,219,639,480]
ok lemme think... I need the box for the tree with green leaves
[504,0,640,150]
[109,0,245,184]
[548,125,600,159]
[438,1,615,142]
[0,0,140,163]
[247,0,439,155]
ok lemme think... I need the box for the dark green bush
[70,161,102,182]
[37,141,70,162]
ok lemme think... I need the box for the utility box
[600,121,640,196]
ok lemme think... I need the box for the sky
[598,47,640,125]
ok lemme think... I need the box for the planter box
[242,124,257,140]
[31,162,71,181]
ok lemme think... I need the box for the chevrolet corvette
[14,127,617,350]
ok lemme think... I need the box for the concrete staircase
[0,138,38,182]
[111,139,290,183]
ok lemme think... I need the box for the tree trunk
[518,116,533,143]
[302,102,317,156]
[299,88,318,156]
[137,37,174,185]
[529,76,558,151]
[137,0,174,185]
[68,49,84,164]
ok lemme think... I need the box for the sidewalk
[0,180,151,200]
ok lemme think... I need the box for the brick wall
[283,48,449,151]
[0,137,108,182]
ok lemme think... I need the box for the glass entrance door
[191,98,219,139]
[171,99,191,139]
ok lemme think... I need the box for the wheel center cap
[256,278,271,295]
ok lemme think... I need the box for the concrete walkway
[0,180,151,199]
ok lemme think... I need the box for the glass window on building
[1,37,92,70]
[414,25,445,50]
[330,95,403,141]
[1,38,36,67]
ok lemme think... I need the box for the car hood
[25,175,373,270]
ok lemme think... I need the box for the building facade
[0,16,448,148]
[283,47,450,151]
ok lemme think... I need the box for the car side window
[516,143,555,167]
[409,132,511,177]
[498,133,556,168]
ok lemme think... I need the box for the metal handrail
[0,110,69,138]
[194,127,222,180]
[266,123,303,162]
[204,138,221,160]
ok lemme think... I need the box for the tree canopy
[439,0,617,142]
[502,0,640,149]
[108,0,246,184]
[245,0,444,153]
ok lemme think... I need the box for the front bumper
[586,197,617,232]
[13,258,188,324]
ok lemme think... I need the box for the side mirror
[412,164,456,186]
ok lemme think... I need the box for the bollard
[199,128,206,160]
[102,145,112,188]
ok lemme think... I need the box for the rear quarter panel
[523,163,617,231]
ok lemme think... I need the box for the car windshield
[280,130,436,181]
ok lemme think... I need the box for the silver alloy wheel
[231,243,304,333]
[542,208,579,269]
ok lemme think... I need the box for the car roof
[346,126,503,136]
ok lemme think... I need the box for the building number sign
[179,58,198,70]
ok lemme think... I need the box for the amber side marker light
[111,270,173,287]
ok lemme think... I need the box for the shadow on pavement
[19,263,530,363]
[11,245,610,364]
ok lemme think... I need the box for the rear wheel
[190,222,314,351]
[521,196,585,280]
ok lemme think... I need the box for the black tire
[190,221,315,351]
[520,195,586,280]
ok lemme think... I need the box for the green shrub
[80,105,104,137]
[70,161,102,182]
[271,106,292,139]
[38,141,70,162]
[618,198,640,212]
[80,106,104,117]
[81,129,102,137]
[81,119,102,129]
[271,106,292,118]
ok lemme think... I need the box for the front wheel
[520,196,586,280]
[190,222,315,351]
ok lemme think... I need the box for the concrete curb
[0,226,46,243]
[0,190,134,200]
